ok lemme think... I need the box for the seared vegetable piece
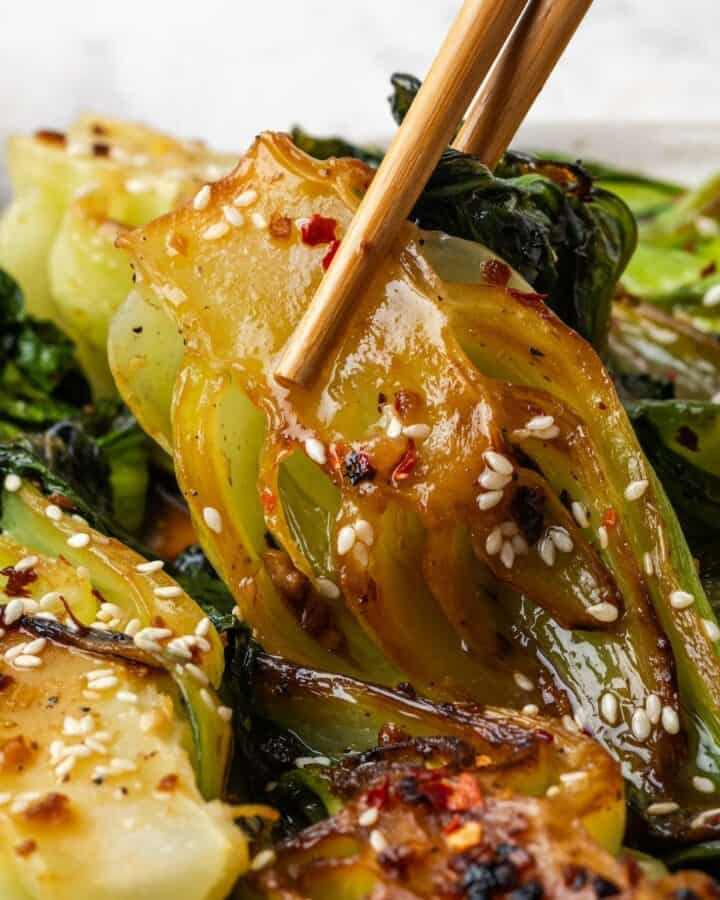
[111,132,720,837]
[0,520,258,897]
[0,117,236,394]
[0,481,228,797]
[240,740,717,899]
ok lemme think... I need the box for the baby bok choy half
[105,128,720,846]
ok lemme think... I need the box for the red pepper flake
[322,239,340,270]
[261,488,276,514]
[422,779,454,810]
[365,778,389,809]
[301,214,337,246]
[603,508,617,528]
[391,440,417,485]
[443,814,462,834]
[447,772,483,811]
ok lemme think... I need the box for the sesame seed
[538,536,556,567]
[201,506,223,534]
[166,639,193,661]
[40,592,62,610]
[136,560,164,574]
[485,527,503,556]
[64,714,94,735]
[45,504,63,521]
[597,525,609,549]
[337,525,356,556]
[295,756,331,768]
[670,590,694,609]
[703,284,720,307]
[643,552,654,576]
[15,555,38,572]
[403,423,431,441]
[72,514,88,526]
[352,542,369,568]
[116,691,138,703]
[192,184,211,210]
[100,603,123,619]
[527,415,554,431]
[67,533,90,549]
[359,807,379,827]
[647,801,679,815]
[646,694,662,725]
[55,756,76,779]
[233,189,257,207]
[369,829,388,853]
[218,706,233,722]
[562,715,579,734]
[571,501,589,529]
[88,676,118,691]
[600,693,618,725]
[513,671,534,691]
[222,204,245,226]
[3,474,21,492]
[479,468,512,491]
[662,706,680,734]
[136,627,173,642]
[521,704,539,715]
[184,663,209,686]
[250,849,276,872]
[694,775,716,794]
[304,437,326,465]
[546,785,561,797]
[35,612,56,621]
[86,668,115,680]
[195,617,210,637]
[477,490,503,511]
[251,212,267,229]
[315,578,340,599]
[153,585,183,598]
[124,618,141,637]
[354,520,374,546]
[23,599,38,615]
[560,771,586,785]
[704,618,720,641]
[500,541,515,569]
[386,415,403,439]
[201,221,229,241]
[14,654,42,668]
[4,598,24,625]
[84,737,108,755]
[4,642,27,661]
[200,688,215,710]
[109,758,137,774]
[483,451,513,476]
[631,708,651,741]
[587,602,618,623]
[24,638,46,655]
[624,479,649,501]
[548,527,573,553]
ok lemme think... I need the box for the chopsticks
[276,0,592,387]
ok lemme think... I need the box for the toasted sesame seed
[153,585,183,598]
[538,536,556,567]
[136,560,164,574]
[304,437,326,465]
[67,532,90,549]
[337,525,356,556]
[354,520,374,546]
[485,527,503,556]
[500,541,515,569]
[218,705,233,722]
[3,474,21,492]
[403,423,431,441]
[195,617,210,637]
[670,590,694,609]
[184,663,209,686]
[597,525,609,549]
[84,737,108,755]
[513,671,534,691]
[631,708,651,741]
[109,758,137,774]
[704,618,720,641]
[479,468,512,491]
[100,603,123,619]
[501,521,518,536]
[600,692,618,725]
[587,602,618,623]
[124,618,141,637]
[89,676,118,691]
[477,490,503,511]
[4,598,24,625]
[643,552,654,576]
[55,756,76,779]
[511,534,528,555]
[562,715,579,733]
[359,806,379,827]
[662,706,680,734]
[646,694,662,725]
[22,599,38,615]
[166,639,193,660]
[560,771,587,785]
[116,691,138,704]
[136,627,173,642]
[223,204,245,226]
[4,642,27,661]
[201,221,229,241]
[250,849,276,872]
[40,592,62,610]
[521,704,539,715]
[34,612,56,621]
[694,775,716,794]
[624,479,649,501]
[386,415,403,439]
[24,638,46,655]
[45,504,63,521]
[571,501,589,529]
[549,527,573,553]
[86,669,115,681]
[483,451,513,476]
[192,184,211,210]
[703,284,720,307]
[15,555,38,572]
[233,189,257,207]
[527,415,554,431]
[546,785,561,797]
[251,212,267,229]
[72,514,88,526]
[14,654,42,668]
[200,688,215,710]
[647,801,679,815]
[315,577,340,599]
[369,829,388,853]
[352,542,369,567]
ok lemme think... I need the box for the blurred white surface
[0,0,719,181]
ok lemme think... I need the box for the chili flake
[322,239,340,270]
[261,488,277,514]
[301,214,337,246]
[391,440,417,484]
[602,508,618,528]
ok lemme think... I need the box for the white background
[1,1,719,180]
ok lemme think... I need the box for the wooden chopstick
[452,0,593,164]
[275,0,528,386]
